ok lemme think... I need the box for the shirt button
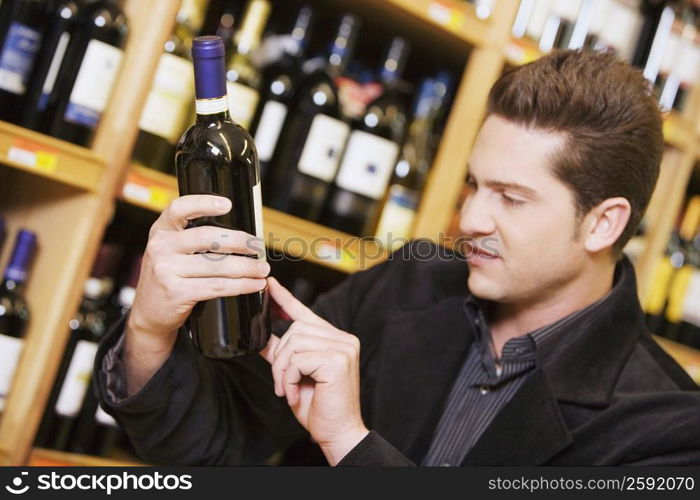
[479,385,489,395]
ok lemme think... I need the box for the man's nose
[458,193,496,237]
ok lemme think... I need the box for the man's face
[460,114,587,305]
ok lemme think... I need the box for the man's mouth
[464,242,500,262]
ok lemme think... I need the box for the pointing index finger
[267,277,330,327]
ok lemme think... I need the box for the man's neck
[488,262,617,359]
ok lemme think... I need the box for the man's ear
[583,197,631,253]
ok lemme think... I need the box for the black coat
[94,241,700,465]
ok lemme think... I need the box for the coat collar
[371,245,644,465]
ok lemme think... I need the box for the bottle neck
[233,0,270,56]
[193,38,230,122]
[289,6,314,57]
[380,38,409,85]
[328,15,360,75]
[195,97,230,123]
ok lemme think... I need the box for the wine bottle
[42,0,128,147]
[34,243,123,450]
[251,5,314,182]
[265,14,359,219]
[0,0,18,53]
[319,37,410,236]
[0,229,36,412]
[657,4,698,112]
[0,0,52,124]
[176,36,270,359]
[657,196,700,341]
[538,0,581,52]
[633,0,672,69]
[225,0,271,130]
[644,197,700,335]
[66,379,123,457]
[130,0,210,174]
[675,232,700,348]
[373,78,440,249]
[20,0,81,130]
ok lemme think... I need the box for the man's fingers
[273,321,355,360]
[156,195,232,231]
[259,334,281,365]
[174,254,270,279]
[267,277,330,326]
[282,352,325,407]
[171,226,263,256]
[184,277,267,302]
[271,334,349,397]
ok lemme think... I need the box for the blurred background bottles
[130,0,210,174]
[0,228,37,412]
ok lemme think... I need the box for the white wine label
[253,100,287,162]
[0,333,24,411]
[525,0,554,41]
[0,22,42,95]
[335,130,399,200]
[40,31,71,109]
[601,0,643,61]
[196,96,228,115]
[297,114,350,182]
[681,270,700,327]
[65,40,123,129]
[226,81,259,129]
[139,53,194,144]
[374,185,419,248]
[252,182,266,261]
[95,404,118,427]
[54,340,99,418]
[676,38,700,84]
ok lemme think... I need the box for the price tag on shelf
[122,171,176,212]
[7,138,58,173]
[427,1,466,31]
[149,186,172,211]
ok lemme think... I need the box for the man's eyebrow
[466,170,537,198]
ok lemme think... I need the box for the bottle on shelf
[41,0,128,147]
[646,196,700,340]
[0,0,53,124]
[373,77,444,249]
[265,13,360,220]
[67,377,123,457]
[176,36,270,359]
[634,0,675,73]
[19,0,81,130]
[225,0,271,130]
[319,36,411,236]
[111,253,142,319]
[130,0,210,174]
[34,242,123,450]
[656,3,698,112]
[0,229,37,412]
[250,4,314,182]
[674,230,700,348]
[0,0,18,52]
[538,0,582,52]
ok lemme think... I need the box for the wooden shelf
[384,0,489,47]
[0,120,105,192]
[654,336,700,385]
[662,112,692,151]
[121,165,388,273]
[29,448,143,467]
[504,36,542,65]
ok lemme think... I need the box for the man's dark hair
[487,49,664,256]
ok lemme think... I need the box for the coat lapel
[461,369,572,465]
[371,297,474,464]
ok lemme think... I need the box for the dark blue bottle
[0,229,37,411]
[176,36,270,359]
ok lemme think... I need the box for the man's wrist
[320,427,370,466]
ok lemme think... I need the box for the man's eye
[502,193,525,206]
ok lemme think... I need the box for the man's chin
[466,273,503,301]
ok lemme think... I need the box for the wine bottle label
[0,22,42,95]
[65,40,123,129]
[226,81,259,129]
[0,333,24,411]
[297,114,350,182]
[54,340,99,418]
[600,0,642,62]
[95,404,118,428]
[253,100,287,162]
[252,182,266,261]
[139,53,195,144]
[374,185,419,247]
[39,31,71,110]
[335,130,400,200]
[665,265,693,323]
[525,0,554,41]
[644,257,675,316]
[681,270,700,327]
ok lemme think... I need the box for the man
[94,50,700,466]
